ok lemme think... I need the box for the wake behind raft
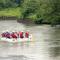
[0,31,32,43]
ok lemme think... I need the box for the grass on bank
[0,7,21,18]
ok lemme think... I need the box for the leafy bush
[21,0,60,25]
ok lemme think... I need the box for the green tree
[21,0,60,25]
[21,0,40,19]
[0,0,18,9]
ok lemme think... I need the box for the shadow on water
[49,47,60,57]
[49,26,60,57]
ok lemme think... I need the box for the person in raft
[1,32,6,37]
[11,32,18,39]
[1,31,29,39]
[25,31,29,38]
[5,32,11,38]
[1,32,11,38]
[19,31,24,38]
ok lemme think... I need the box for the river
[0,20,60,60]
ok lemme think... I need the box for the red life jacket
[25,32,29,38]
[2,32,11,38]
[14,32,19,38]
[19,32,24,38]
[5,32,11,38]
[1,33,5,37]
[11,32,17,38]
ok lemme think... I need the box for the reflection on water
[0,20,60,60]
[49,47,60,57]
[0,55,33,60]
[0,41,34,48]
[49,27,60,58]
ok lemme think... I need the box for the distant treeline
[0,0,60,25]
[0,0,23,8]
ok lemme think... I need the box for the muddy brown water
[0,20,60,60]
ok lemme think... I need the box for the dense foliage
[0,0,21,8]
[21,0,60,25]
[0,0,60,25]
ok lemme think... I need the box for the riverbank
[0,16,60,26]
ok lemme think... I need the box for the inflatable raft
[0,32,33,43]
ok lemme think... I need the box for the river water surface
[0,20,60,60]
